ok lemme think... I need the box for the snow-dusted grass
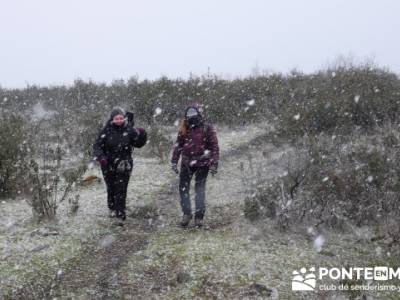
[0,151,173,297]
[0,123,268,296]
[119,122,396,299]
[1,121,396,299]
[122,216,390,299]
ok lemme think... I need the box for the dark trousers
[179,165,209,219]
[101,164,131,217]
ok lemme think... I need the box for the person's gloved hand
[209,165,218,176]
[171,163,179,174]
[99,157,108,167]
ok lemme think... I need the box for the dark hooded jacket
[171,104,219,168]
[93,118,140,165]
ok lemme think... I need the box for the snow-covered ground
[0,122,395,299]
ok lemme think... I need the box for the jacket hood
[185,102,203,118]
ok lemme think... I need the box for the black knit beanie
[110,106,126,119]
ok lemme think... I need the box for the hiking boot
[114,218,124,226]
[180,214,192,227]
[194,218,204,228]
[109,209,116,218]
[116,211,126,220]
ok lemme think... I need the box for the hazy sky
[1,0,399,88]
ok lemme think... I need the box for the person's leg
[194,166,209,222]
[101,166,115,211]
[179,164,193,218]
[113,171,131,220]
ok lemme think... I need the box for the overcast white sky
[0,0,399,88]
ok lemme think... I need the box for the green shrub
[145,125,172,162]
[0,114,33,198]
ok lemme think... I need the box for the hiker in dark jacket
[93,107,147,224]
[171,103,219,227]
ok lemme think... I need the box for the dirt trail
[44,129,272,299]
[45,176,176,299]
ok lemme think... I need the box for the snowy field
[0,122,397,299]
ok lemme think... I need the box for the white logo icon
[292,267,316,291]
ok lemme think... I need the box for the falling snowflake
[293,114,300,120]
[307,227,315,235]
[246,99,255,106]
[322,177,329,182]
[98,235,116,248]
[174,119,180,126]
[154,107,162,117]
[366,175,374,183]
[313,235,325,252]
[354,95,360,103]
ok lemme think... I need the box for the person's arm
[93,126,108,166]
[130,127,147,148]
[171,131,184,164]
[126,111,134,127]
[208,125,219,169]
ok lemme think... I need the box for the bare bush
[243,127,400,238]
[27,137,87,221]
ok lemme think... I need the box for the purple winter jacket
[171,122,219,168]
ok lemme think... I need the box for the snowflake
[246,99,255,106]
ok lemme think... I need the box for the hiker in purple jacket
[171,103,219,227]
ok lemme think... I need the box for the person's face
[113,114,125,126]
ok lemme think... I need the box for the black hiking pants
[101,159,132,218]
[179,164,209,219]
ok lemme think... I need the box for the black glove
[171,163,179,174]
[209,165,218,176]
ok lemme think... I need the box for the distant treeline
[1,63,399,135]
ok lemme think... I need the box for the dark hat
[110,106,126,119]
